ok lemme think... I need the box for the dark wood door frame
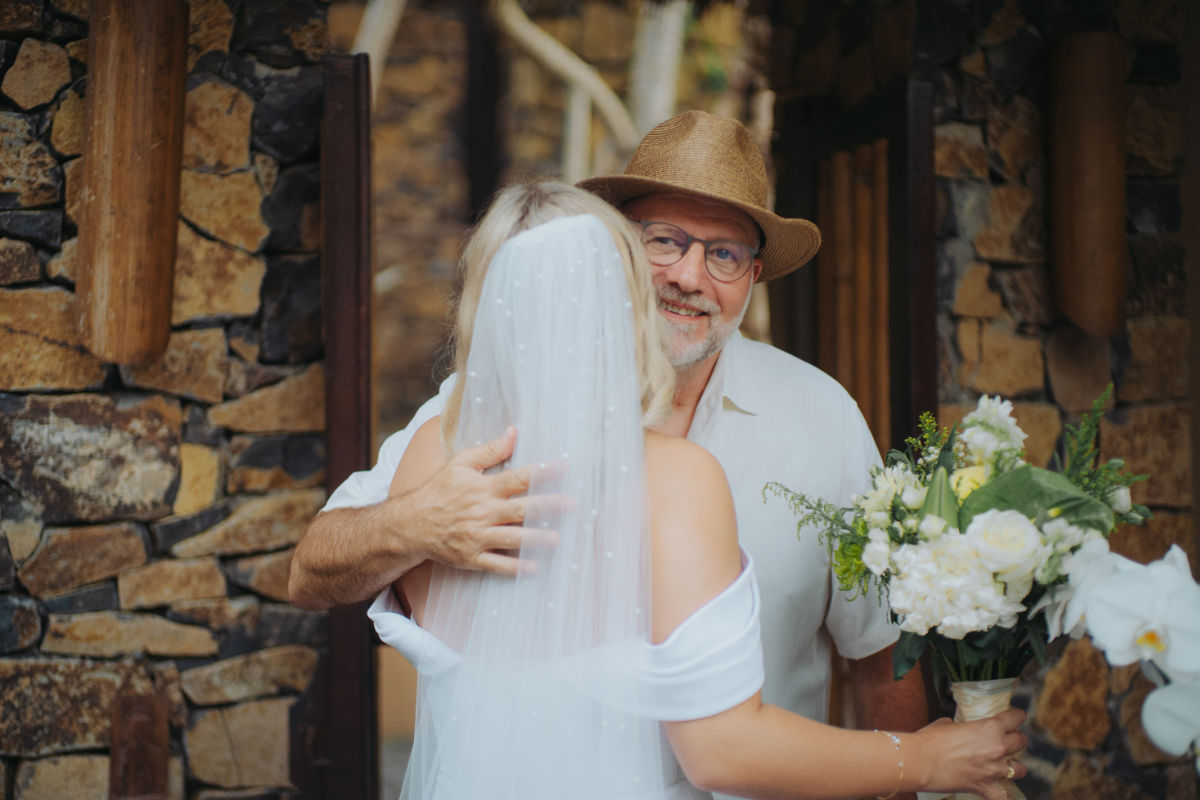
[771,80,937,452]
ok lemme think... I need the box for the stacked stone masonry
[0,0,329,796]
[772,1,1193,799]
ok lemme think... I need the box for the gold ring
[1004,760,1016,780]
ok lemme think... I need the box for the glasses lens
[641,222,688,266]
[705,241,752,281]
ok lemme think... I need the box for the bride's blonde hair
[441,181,674,451]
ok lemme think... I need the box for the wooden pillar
[1050,32,1127,337]
[76,0,187,364]
[109,681,169,800]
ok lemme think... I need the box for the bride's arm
[645,435,1027,800]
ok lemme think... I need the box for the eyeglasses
[635,220,759,283]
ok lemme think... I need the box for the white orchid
[1141,677,1200,761]
[1084,546,1200,675]
[1032,537,1127,641]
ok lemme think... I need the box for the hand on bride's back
[911,708,1028,800]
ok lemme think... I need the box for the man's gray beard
[660,287,753,370]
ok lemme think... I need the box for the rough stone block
[0,210,61,248]
[207,364,324,433]
[0,287,105,391]
[40,581,119,614]
[224,360,296,399]
[0,658,156,756]
[0,533,12,590]
[13,754,107,800]
[1045,326,1112,413]
[260,254,321,363]
[171,489,324,558]
[184,698,294,788]
[983,26,1042,100]
[1118,316,1188,402]
[1127,234,1186,317]
[958,319,1044,396]
[45,235,75,282]
[49,86,83,157]
[1100,403,1191,508]
[227,321,261,362]
[169,595,260,631]
[977,0,1024,46]
[172,222,266,324]
[0,39,70,110]
[1127,86,1183,177]
[1010,401,1062,469]
[0,481,42,563]
[0,393,181,523]
[180,170,269,253]
[121,327,229,404]
[151,502,234,554]
[262,165,319,253]
[43,611,218,658]
[188,0,236,70]
[934,122,987,178]
[118,557,227,609]
[0,595,40,653]
[184,79,253,174]
[987,94,1040,182]
[973,183,1044,263]
[52,0,88,20]
[250,64,321,163]
[0,1,42,35]
[227,549,292,602]
[65,39,86,64]
[1034,637,1110,749]
[1050,751,1145,800]
[232,0,329,67]
[62,155,81,224]
[226,434,324,493]
[173,442,220,517]
[17,522,147,598]
[952,261,1005,318]
[0,112,62,209]
[221,602,324,657]
[181,644,317,705]
[993,266,1054,326]
[1117,0,1181,44]
[1108,509,1197,569]
[1128,179,1181,235]
[0,237,40,283]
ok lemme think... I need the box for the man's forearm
[288,502,424,611]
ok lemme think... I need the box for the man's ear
[751,260,763,283]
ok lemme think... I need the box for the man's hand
[289,426,560,610]
[401,426,560,576]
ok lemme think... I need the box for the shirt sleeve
[321,376,456,512]
[823,399,900,660]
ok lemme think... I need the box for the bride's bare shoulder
[644,430,727,493]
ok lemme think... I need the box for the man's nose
[663,241,708,291]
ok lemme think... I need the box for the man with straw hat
[291,111,928,789]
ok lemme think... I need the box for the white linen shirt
[323,331,899,724]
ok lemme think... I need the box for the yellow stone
[118,557,226,609]
[180,170,269,253]
[170,489,326,558]
[187,0,235,71]
[46,236,76,282]
[50,88,84,157]
[174,443,221,516]
[183,80,253,174]
[1,40,71,110]
[172,222,266,324]
[208,364,325,434]
[14,755,107,800]
[43,611,218,658]
[0,287,105,391]
[952,262,1005,318]
[1034,637,1110,749]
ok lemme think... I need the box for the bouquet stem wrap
[949,678,1026,800]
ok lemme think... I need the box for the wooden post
[1050,32,1127,337]
[76,0,188,364]
[109,681,169,800]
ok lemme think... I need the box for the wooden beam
[76,0,187,364]
[109,680,168,800]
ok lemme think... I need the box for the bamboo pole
[1050,33,1127,337]
[76,0,187,364]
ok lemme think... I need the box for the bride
[369,181,1026,800]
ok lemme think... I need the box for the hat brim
[577,174,821,283]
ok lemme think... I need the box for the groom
[291,111,928,796]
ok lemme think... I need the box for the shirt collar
[696,331,758,422]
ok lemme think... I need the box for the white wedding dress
[368,214,765,800]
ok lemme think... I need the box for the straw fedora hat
[578,110,821,282]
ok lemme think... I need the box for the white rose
[965,509,1044,591]
[918,514,949,540]
[1106,485,1132,514]
[863,541,891,577]
[869,511,891,529]
[901,485,926,510]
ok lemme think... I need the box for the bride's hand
[909,709,1028,800]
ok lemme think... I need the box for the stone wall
[772,1,1195,798]
[0,1,330,796]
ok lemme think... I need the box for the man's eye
[711,246,737,262]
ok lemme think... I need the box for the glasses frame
[632,220,761,283]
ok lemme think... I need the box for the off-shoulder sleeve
[368,587,460,676]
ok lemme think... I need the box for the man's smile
[658,296,707,318]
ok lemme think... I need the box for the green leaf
[959,464,1115,533]
[892,631,927,680]
[919,465,960,529]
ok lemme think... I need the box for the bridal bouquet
[765,389,1150,686]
